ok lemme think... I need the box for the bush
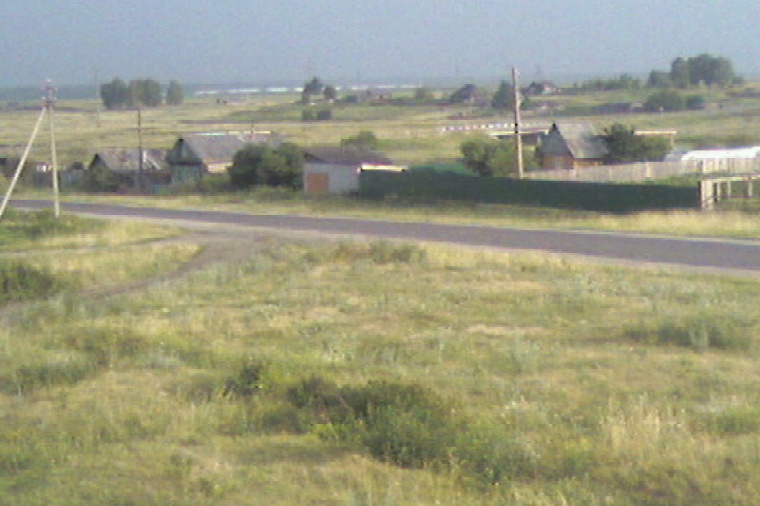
[0,261,61,304]
[223,360,268,397]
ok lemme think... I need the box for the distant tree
[460,138,517,177]
[301,77,325,104]
[647,70,672,89]
[491,80,515,111]
[413,87,435,103]
[670,57,691,89]
[100,78,129,110]
[579,74,642,91]
[341,131,379,150]
[166,80,184,105]
[128,79,162,108]
[644,89,686,112]
[323,85,337,102]
[685,94,706,110]
[80,163,121,192]
[228,143,303,189]
[685,54,737,86]
[603,123,670,164]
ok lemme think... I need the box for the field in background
[0,211,759,505]
[3,82,760,169]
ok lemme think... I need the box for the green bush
[223,360,268,397]
[0,261,61,304]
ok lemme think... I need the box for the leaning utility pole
[0,80,60,221]
[512,67,524,179]
[46,81,61,217]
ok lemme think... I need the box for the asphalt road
[11,199,760,275]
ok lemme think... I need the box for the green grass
[1,218,759,505]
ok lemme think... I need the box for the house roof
[168,132,281,165]
[541,123,608,160]
[89,148,168,173]
[304,146,393,166]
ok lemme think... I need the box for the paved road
[11,199,760,275]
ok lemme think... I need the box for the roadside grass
[1,224,759,505]
[66,190,760,239]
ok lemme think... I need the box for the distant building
[302,146,403,195]
[88,148,170,189]
[166,132,281,184]
[538,123,608,170]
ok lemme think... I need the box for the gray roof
[541,123,608,160]
[304,146,393,166]
[167,132,281,165]
[89,148,168,173]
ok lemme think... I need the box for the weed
[0,260,62,304]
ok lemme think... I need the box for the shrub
[223,360,268,397]
[0,261,61,304]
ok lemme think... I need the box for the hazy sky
[2,0,760,87]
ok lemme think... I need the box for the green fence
[360,171,700,213]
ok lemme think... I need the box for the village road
[11,199,760,276]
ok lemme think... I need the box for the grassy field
[1,210,759,505]
[3,82,760,170]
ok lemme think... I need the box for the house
[302,146,404,195]
[87,148,170,189]
[166,132,281,183]
[538,123,608,170]
[523,81,560,97]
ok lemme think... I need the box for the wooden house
[87,148,170,189]
[166,132,281,183]
[302,146,403,195]
[538,123,608,170]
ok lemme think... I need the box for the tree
[100,78,129,110]
[491,80,515,111]
[644,89,686,112]
[647,70,672,89]
[460,138,517,177]
[413,87,435,103]
[228,144,304,189]
[128,79,162,108]
[341,131,379,150]
[603,123,670,164]
[323,85,337,102]
[301,77,324,104]
[166,80,184,105]
[670,57,691,89]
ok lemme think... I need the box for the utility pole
[0,80,60,221]
[45,80,60,217]
[137,104,144,191]
[512,67,524,179]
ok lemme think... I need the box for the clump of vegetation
[228,142,304,189]
[0,209,100,244]
[623,314,753,351]
[0,260,62,304]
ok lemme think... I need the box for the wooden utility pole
[137,105,144,191]
[512,67,524,179]
[45,81,60,217]
[0,80,60,221]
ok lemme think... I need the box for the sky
[2,0,760,88]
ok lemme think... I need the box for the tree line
[100,78,184,110]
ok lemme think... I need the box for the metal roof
[304,146,393,166]
[541,123,608,160]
